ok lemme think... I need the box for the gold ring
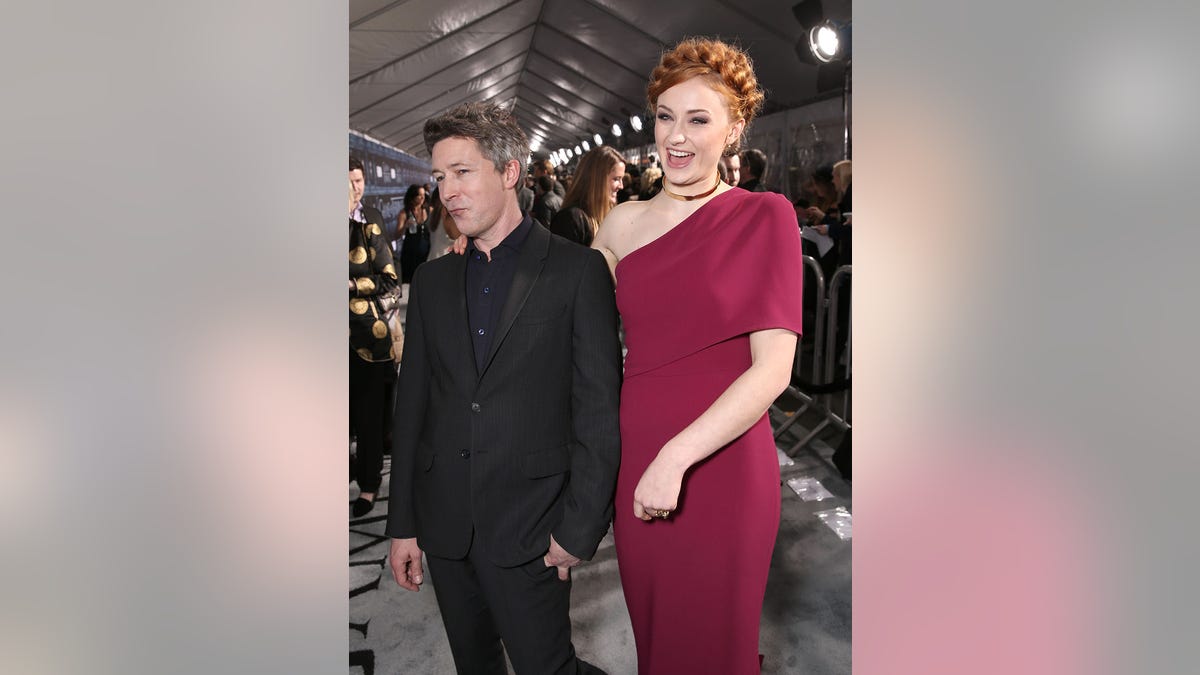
[654,509,671,519]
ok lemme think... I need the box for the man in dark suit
[386,102,621,675]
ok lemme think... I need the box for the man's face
[431,136,517,239]
[533,164,547,178]
[723,154,741,186]
[349,169,365,204]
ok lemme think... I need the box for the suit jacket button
[470,402,481,412]
[460,449,470,458]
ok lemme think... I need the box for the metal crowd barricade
[771,255,824,439]
[771,260,851,461]
[826,266,852,423]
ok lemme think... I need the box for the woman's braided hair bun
[646,38,764,154]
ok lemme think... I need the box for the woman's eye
[656,113,670,121]
[690,118,709,125]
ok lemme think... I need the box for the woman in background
[424,187,461,261]
[549,145,625,246]
[397,184,431,282]
[637,165,662,201]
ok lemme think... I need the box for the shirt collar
[351,201,365,223]
[466,214,533,259]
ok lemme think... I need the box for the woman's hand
[814,224,829,236]
[449,234,468,256]
[806,206,825,222]
[632,453,687,521]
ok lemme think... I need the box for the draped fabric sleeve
[709,192,805,341]
[616,189,804,378]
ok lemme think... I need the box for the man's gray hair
[424,102,529,179]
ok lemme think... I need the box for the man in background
[721,153,741,187]
[532,175,563,228]
[738,148,769,192]
[533,158,566,198]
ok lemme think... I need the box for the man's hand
[543,534,582,581]
[450,234,469,256]
[389,538,424,592]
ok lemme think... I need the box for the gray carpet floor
[350,416,851,674]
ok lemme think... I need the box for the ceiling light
[628,116,642,132]
[612,123,623,137]
[593,133,603,146]
[574,145,582,155]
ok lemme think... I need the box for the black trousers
[349,349,394,493]
[425,532,605,675]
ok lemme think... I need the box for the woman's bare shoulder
[596,200,651,251]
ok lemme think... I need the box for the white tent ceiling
[350,0,851,158]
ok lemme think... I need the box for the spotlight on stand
[809,22,840,62]
[792,1,850,67]
[795,20,850,66]
[792,0,852,159]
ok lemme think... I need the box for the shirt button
[470,402,481,412]
[477,328,485,336]
[460,449,471,458]
[483,287,490,294]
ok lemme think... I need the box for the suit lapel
[478,223,550,379]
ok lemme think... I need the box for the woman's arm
[442,209,461,240]
[590,202,635,281]
[631,327,797,520]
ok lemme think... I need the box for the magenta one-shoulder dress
[613,188,806,674]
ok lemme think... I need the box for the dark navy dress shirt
[465,215,534,371]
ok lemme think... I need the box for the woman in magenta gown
[593,39,804,674]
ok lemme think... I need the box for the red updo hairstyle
[646,38,765,155]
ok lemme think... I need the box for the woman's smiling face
[654,76,743,193]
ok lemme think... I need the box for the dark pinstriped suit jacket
[385,221,622,567]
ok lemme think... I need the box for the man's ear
[502,159,521,190]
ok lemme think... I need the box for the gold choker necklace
[661,170,722,201]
